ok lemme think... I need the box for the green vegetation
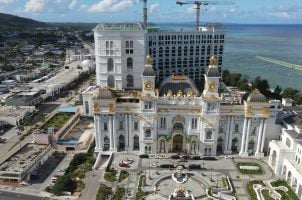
[136,173,146,200]
[247,180,265,200]
[118,170,129,182]
[0,13,46,31]
[42,112,72,131]
[104,168,117,182]
[96,184,113,200]
[221,177,228,188]
[49,141,95,195]
[271,180,298,200]
[237,162,263,174]
[222,70,302,104]
[113,187,126,200]
[261,190,274,200]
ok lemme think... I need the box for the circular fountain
[172,166,188,184]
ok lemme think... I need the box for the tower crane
[176,0,234,30]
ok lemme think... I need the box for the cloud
[24,0,44,13]
[69,0,77,10]
[150,3,159,14]
[87,0,136,13]
[0,0,13,4]
[266,4,302,20]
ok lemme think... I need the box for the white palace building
[83,54,280,157]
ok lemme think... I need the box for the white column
[98,115,103,151]
[224,116,230,153]
[113,115,117,150]
[94,115,100,149]
[244,119,252,153]
[125,114,128,150]
[260,119,268,153]
[129,114,133,151]
[239,118,247,155]
[255,119,264,155]
[109,115,113,150]
[228,116,234,151]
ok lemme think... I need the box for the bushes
[51,174,77,195]
[113,187,125,200]
[261,190,274,200]
[96,184,113,200]
[247,180,264,200]
[271,180,298,200]
[237,162,263,174]
[104,168,117,182]
[118,170,129,182]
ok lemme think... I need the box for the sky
[0,0,302,24]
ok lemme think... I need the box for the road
[0,190,43,200]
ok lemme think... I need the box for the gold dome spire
[145,55,153,65]
[210,56,217,66]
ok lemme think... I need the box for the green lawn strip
[271,180,298,200]
[118,170,129,182]
[247,180,265,200]
[42,113,72,131]
[96,184,113,200]
[136,173,147,200]
[104,168,118,182]
[113,187,125,200]
[237,162,263,174]
[261,190,274,200]
[221,177,228,188]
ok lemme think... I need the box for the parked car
[139,154,149,158]
[188,164,201,170]
[178,158,188,162]
[201,156,217,161]
[171,155,180,159]
[0,138,7,143]
[191,156,201,160]
[160,164,174,169]
[181,155,190,160]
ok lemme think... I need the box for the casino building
[82,55,279,157]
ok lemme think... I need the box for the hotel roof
[94,23,144,31]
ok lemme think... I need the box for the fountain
[172,166,188,184]
[169,186,195,200]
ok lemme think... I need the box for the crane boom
[176,0,234,30]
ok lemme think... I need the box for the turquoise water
[224,24,302,91]
[158,23,302,91]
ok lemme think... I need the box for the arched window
[107,58,113,72]
[108,75,115,88]
[184,46,188,56]
[159,47,163,57]
[165,47,170,57]
[126,75,134,88]
[127,57,133,70]
[145,129,151,137]
[178,46,182,56]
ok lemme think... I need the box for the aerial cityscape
[0,0,302,200]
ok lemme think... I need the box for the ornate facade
[82,56,279,157]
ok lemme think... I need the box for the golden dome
[145,55,153,65]
[210,56,217,66]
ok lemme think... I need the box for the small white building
[268,115,302,199]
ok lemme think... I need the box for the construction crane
[140,0,148,28]
[176,0,234,30]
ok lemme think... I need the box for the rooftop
[0,106,35,118]
[0,143,49,174]
[94,23,144,31]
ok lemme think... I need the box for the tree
[51,174,76,195]
[274,85,282,95]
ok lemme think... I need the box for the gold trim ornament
[208,81,217,92]
[144,81,152,90]
[145,55,153,65]
[210,56,217,66]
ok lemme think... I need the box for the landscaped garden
[271,180,298,200]
[237,162,263,174]
[104,168,118,182]
[96,184,113,200]
[118,170,129,182]
[42,112,73,131]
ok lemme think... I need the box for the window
[126,41,133,54]
[206,130,212,140]
[145,129,151,137]
[251,127,256,135]
[191,118,197,129]
[119,121,124,130]
[144,101,152,110]
[134,121,138,130]
[286,138,291,148]
[85,101,89,114]
[127,57,133,70]
[103,122,108,131]
[160,117,166,129]
[108,75,115,88]
[234,124,239,132]
[107,58,114,72]
[219,125,223,133]
[126,75,134,88]
[106,41,114,55]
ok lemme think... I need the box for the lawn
[118,170,129,182]
[237,162,263,174]
[42,112,72,131]
[247,180,265,200]
[113,187,125,200]
[271,180,298,200]
[261,190,274,200]
[96,184,113,200]
[104,168,117,182]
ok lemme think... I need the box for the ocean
[158,23,302,91]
